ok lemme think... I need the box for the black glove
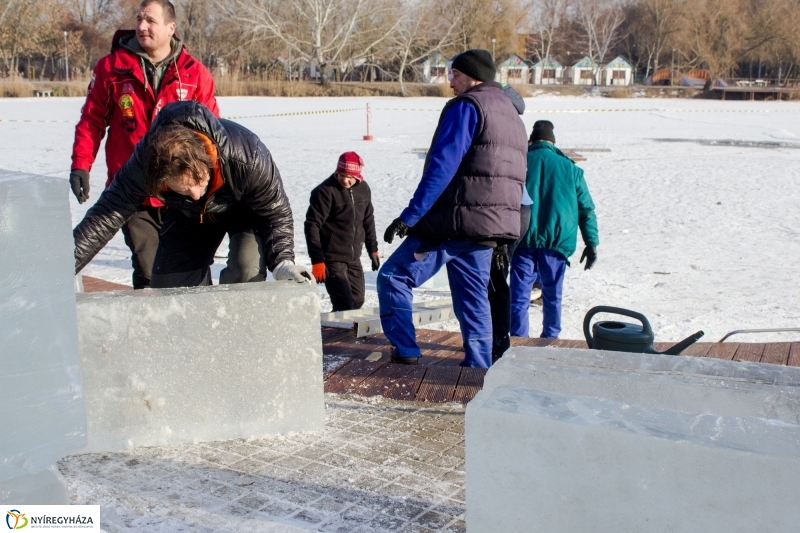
[492,245,509,271]
[383,218,408,244]
[580,246,597,270]
[370,252,380,271]
[69,169,90,204]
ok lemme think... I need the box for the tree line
[2,0,799,92]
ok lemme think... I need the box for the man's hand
[273,260,313,283]
[580,246,597,270]
[311,263,326,283]
[370,252,380,271]
[492,246,509,271]
[383,218,408,244]
[69,170,90,204]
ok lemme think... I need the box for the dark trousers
[150,206,265,289]
[121,206,163,289]
[488,205,531,357]
[324,259,365,311]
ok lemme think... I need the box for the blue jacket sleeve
[399,100,478,226]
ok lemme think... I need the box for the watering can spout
[658,330,705,355]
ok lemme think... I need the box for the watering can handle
[583,306,654,348]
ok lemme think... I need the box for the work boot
[390,346,419,365]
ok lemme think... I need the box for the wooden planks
[415,366,461,403]
[453,368,488,404]
[681,342,712,357]
[321,328,800,406]
[705,342,739,360]
[82,276,131,292]
[789,343,800,367]
[383,366,427,401]
[761,343,791,365]
[354,363,417,397]
[734,343,766,363]
[324,359,385,394]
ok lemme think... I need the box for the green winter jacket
[520,141,599,263]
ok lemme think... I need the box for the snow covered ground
[2,94,798,343]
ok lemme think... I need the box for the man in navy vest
[379,49,528,368]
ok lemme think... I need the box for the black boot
[390,346,419,365]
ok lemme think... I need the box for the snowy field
[1,95,798,343]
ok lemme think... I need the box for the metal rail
[718,328,800,342]
[320,299,455,338]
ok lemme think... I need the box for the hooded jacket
[73,101,294,273]
[70,30,219,206]
[520,141,599,262]
[304,174,378,264]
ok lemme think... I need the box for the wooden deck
[713,86,800,101]
[82,275,132,292]
[322,327,800,405]
[77,276,799,405]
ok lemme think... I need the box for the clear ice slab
[483,347,800,423]
[467,385,800,533]
[76,281,325,451]
[0,170,87,499]
[467,348,800,532]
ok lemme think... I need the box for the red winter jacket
[71,30,219,207]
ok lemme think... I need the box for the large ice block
[0,171,87,497]
[76,281,324,451]
[484,347,800,423]
[467,386,800,533]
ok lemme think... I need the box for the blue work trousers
[509,247,567,338]
[377,236,493,368]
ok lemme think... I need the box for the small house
[422,54,451,84]
[569,56,599,85]
[602,56,633,86]
[497,55,531,84]
[531,56,563,85]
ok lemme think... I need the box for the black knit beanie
[530,120,556,143]
[451,49,496,82]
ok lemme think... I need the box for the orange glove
[311,263,326,283]
[370,252,380,271]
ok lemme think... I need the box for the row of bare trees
[2,0,799,88]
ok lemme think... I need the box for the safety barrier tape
[223,108,360,120]
[0,105,791,124]
[526,108,784,114]
[373,107,788,114]
[0,118,73,123]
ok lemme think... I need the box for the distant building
[531,56,563,85]
[497,55,531,84]
[422,54,451,84]
[602,56,633,86]
[569,56,599,85]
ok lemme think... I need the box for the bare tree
[621,0,681,78]
[221,0,399,85]
[525,0,570,63]
[575,0,625,83]
[446,0,526,58]
[388,0,461,95]
[676,0,749,79]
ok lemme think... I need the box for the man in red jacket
[69,0,220,289]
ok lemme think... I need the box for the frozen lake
[2,95,798,343]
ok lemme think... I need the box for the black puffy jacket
[304,174,377,264]
[73,101,295,272]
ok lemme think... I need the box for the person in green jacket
[510,120,599,338]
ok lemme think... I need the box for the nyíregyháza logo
[6,509,28,529]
